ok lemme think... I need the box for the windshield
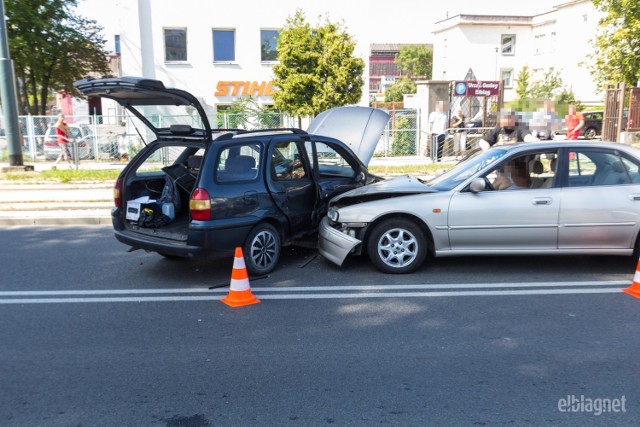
[428,148,508,191]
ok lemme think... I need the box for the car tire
[243,223,281,276]
[584,127,597,140]
[367,218,427,274]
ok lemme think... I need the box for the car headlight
[327,208,339,222]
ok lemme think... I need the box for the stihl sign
[215,81,276,97]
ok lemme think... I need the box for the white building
[83,0,604,121]
[113,0,383,116]
[432,0,605,105]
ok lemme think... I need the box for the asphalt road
[1,226,638,426]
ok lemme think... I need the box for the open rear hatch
[73,77,212,142]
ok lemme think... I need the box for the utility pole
[0,0,29,170]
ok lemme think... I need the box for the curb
[0,215,113,226]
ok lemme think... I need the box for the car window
[429,148,507,191]
[216,143,261,183]
[309,141,355,178]
[136,145,203,175]
[567,150,634,187]
[271,141,307,180]
[483,150,558,191]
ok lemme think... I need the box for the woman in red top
[54,114,73,165]
[565,104,584,140]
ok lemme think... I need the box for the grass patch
[368,163,455,176]
[2,168,121,183]
[1,162,455,182]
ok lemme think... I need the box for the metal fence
[2,109,488,164]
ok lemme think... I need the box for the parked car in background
[575,109,628,140]
[581,110,603,139]
[74,77,389,275]
[43,123,94,160]
[319,141,640,273]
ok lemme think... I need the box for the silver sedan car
[319,141,640,273]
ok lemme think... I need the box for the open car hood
[73,77,212,141]
[307,106,390,166]
[330,174,435,205]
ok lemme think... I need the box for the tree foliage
[384,76,416,102]
[272,10,364,122]
[394,44,432,78]
[589,0,640,90]
[5,0,110,114]
[512,66,583,111]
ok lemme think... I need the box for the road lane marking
[0,280,629,296]
[0,281,629,304]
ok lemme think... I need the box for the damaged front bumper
[318,217,362,266]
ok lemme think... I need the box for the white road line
[0,287,626,304]
[0,280,630,296]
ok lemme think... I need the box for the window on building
[534,34,546,55]
[260,29,279,62]
[213,29,235,62]
[164,28,187,62]
[501,69,513,88]
[501,34,515,55]
[114,35,121,54]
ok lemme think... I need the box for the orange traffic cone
[221,247,261,307]
[623,258,640,298]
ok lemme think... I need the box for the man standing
[428,101,448,161]
[480,109,532,150]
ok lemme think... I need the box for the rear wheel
[243,223,281,275]
[367,218,427,274]
[584,127,597,140]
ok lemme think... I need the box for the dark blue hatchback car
[74,77,389,274]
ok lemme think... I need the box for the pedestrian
[450,108,466,155]
[565,104,584,140]
[428,101,448,161]
[479,109,533,150]
[54,114,73,166]
[530,99,560,140]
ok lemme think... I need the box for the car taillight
[189,188,211,221]
[113,178,123,208]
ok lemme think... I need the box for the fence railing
[1,110,493,164]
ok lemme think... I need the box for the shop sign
[215,81,276,97]
[453,81,500,97]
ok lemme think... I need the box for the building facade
[114,0,377,117]
[432,0,604,105]
[85,0,605,121]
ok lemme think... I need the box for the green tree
[589,0,640,90]
[511,66,583,111]
[394,44,432,78]
[384,76,416,102]
[272,10,364,125]
[6,0,110,115]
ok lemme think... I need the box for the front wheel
[366,218,427,274]
[243,223,281,276]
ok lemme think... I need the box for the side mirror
[469,177,487,193]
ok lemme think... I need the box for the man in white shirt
[428,101,448,161]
